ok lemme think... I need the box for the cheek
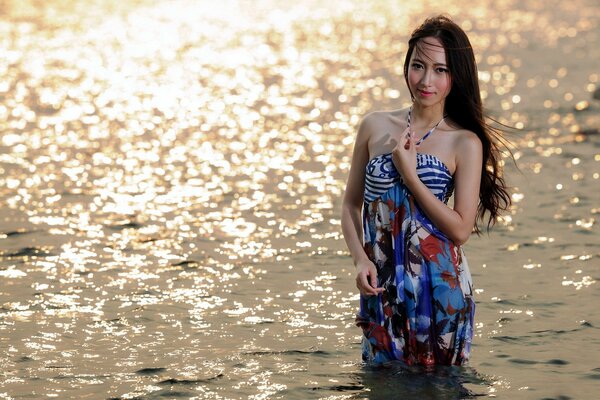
[407,70,420,88]
[440,75,451,95]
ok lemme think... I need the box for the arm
[392,130,482,245]
[341,115,384,296]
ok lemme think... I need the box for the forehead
[411,37,447,64]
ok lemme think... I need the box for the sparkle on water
[0,0,599,399]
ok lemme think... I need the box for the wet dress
[355,118,475,367]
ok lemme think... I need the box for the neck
[411,103,445,128]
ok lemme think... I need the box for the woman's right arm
[341,115,384,296]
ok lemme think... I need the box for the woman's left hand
[391,127,419,185]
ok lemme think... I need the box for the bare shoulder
[356,111,387,143]
[455,129,482,153]
[360,110,392,129]
[452,129,483,171]
[359,108,409,138]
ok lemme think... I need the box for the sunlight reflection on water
[0,0,599,398]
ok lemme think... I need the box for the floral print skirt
[356,180,475,366]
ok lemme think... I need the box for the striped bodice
[364,153,454,203]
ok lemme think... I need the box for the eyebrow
[412,57,447,67]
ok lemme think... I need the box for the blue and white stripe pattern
[364,153,454,203]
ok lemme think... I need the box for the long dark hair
[403,15,511,232]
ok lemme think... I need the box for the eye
[436,67,449,73]
[411,62,424,70]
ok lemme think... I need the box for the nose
[421,68,432,85]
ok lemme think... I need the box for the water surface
[0,0,599,399]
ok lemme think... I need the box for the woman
[341,15,510,367]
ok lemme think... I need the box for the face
[407,37,451,109]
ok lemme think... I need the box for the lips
[418,89,435,97]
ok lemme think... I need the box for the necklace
[407,106,446,145]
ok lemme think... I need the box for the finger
[366,287,384,296]
[357,279,374,296]
[370,269,386,293]
[362,286,380,296]
[360,287,375,296]
[362,274,374,290]
[407,132,419,150]
[362,283,384,296]
[361,274,379,296]
[368,271,379,290]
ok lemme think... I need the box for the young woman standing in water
[341,15,511,366]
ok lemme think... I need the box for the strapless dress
[356,152,475,366]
